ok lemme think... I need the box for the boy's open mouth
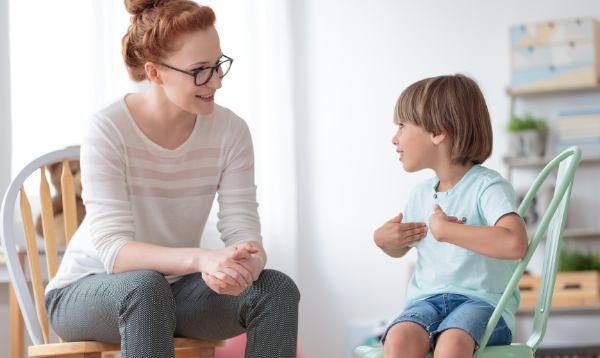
[397,151,404,160]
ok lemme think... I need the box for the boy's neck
[434,161,475,192]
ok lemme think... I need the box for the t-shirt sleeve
[478,178,520,226]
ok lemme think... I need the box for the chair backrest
[0,147,81,346]
[473,146,582,358]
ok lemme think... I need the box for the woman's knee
[121,270,176,313]
[256,269,300,303]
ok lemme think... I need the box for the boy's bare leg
[383,322,431,358]
[433,328,476,358]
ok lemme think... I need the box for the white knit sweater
[45,97,262,294]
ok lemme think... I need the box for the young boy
[374,74,528,358]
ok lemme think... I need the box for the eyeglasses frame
[157,55,233,86]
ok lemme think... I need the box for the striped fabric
[45,97,262,293]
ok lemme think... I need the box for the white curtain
[196,0,299,281]
[10,0,299,281]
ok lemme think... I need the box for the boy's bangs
[394,82,424,127]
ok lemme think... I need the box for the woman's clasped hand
[201,242,262,296]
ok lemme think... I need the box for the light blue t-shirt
[404,164,521,334]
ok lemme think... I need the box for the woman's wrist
[191,248,211,273]
[252,253,266,272]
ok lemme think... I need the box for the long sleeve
[46,99,262,293]
[216,117,262,246]
[80,114,135,274]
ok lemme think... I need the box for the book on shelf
[556,115,600,131]
[555,139,600,156]
[554,107,600,156]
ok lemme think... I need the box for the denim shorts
[382,294,512,352]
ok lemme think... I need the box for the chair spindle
[20,186,51,344]
[40,167,60,281]
[61,159,78,246]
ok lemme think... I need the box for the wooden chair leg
[199,347,216,358]
[48,354,102,358]
[9,252,26,358]
[102,353,120,358]
[175,348,201,358]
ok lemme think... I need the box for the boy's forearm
[380,246,411,258]
[436,222,526,260]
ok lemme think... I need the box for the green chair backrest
[474,146,582,358]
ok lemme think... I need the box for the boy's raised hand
[429,204,464,241]
[374,213,428,250]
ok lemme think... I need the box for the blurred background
[1,1,600,358]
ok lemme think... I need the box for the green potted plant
[558,245,600,272]
[507,112,548,158]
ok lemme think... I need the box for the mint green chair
[354,146,582,358]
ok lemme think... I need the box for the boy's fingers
[404,227,427,237]
[405,230,427,241]
[389,213,403,223]
[405,238,422,247]
[401,222,427,231]
[448,217,464,224]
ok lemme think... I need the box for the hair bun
[124,0,169,15]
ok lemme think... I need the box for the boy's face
[391,121,437,172]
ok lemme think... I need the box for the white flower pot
[507,130,546,158]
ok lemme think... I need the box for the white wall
[291,1,600,357]
[0,0,10,198]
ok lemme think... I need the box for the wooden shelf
[562,228,600,239]
[507,83,600,97]
[503,155,600,168]
[516,302,600,315]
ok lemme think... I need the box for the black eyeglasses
[158,55,233,86]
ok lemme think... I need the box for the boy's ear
[430,132,447,145]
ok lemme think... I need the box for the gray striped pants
[44,269,300,358]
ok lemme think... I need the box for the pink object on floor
[214,333,303,358]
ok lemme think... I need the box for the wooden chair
[353,146,582,358]
[1,148,225,358]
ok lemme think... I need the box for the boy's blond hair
[394,74,493,165]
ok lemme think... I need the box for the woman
[43,1,300,357]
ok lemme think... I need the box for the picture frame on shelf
[516,186,554,232]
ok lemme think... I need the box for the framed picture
[515,187,555,232]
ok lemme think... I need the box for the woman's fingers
[233,260,256,282]
[238,242,259,254]
[224,267,251,287]
[204,274,245,295]
[213,271,240,287]
[206,274,228,289]
[230,243,259,261]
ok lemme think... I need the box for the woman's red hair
[122,0,216,82]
